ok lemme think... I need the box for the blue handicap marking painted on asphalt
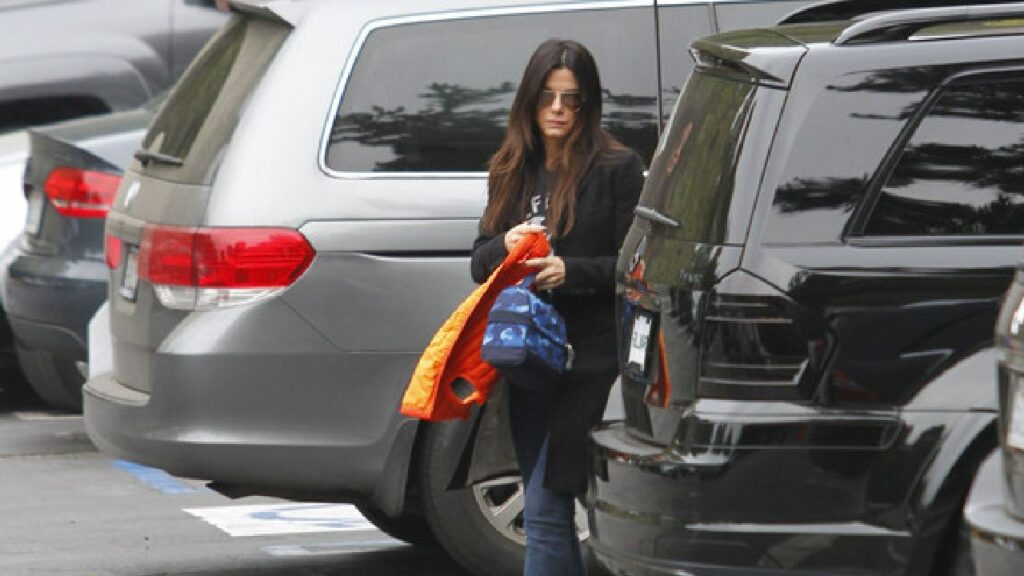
[251,504,369,530]
[112,460,202,495]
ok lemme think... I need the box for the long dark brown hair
[481,39,622,238]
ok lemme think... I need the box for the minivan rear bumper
[587,417,947,576]
[83,344,419,502]
[965,450,1024,576]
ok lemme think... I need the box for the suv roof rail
[834,3,1024,44]
[779,0,1019,25]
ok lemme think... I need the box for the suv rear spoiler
[690,30,806,89]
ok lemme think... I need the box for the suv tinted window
[864,76,1024,237]
[326,9,658,173]
[639,70,773,244]
[139,15,289,184]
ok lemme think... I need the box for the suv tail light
[43,167,121,218]
[127,225,314,310]
[698,270,830,402]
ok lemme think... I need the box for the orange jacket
[400,232,551,421]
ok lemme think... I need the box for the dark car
[0,0,227,134]
[82,1,817,574]
[1,102,156,410]
[964,263,1024,575]
[589,3,1024,576]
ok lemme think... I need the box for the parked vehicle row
[2,1,1022,576]
[80,1,813,575]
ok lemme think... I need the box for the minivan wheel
[355,503,436,547]
[419,421,593,576]
[14,343,82,412]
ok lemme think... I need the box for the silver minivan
[84,0,811,574]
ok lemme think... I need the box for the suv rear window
[138,15,289,184]
[638,71,764,244]
[864,76,1024,237]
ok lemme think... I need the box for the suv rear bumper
[587,418,950,575]
[965,450,1024,576]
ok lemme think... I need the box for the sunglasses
[538,89,584,111]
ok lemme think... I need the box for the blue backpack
[481,275,574,391]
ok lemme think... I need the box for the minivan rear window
[138,15,289,184]
[638,71,759,244]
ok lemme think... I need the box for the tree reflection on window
[865,79,1024,236]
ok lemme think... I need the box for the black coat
[469,147,644,494]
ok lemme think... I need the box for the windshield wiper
[634,206,680,228]
[133,148,183,166]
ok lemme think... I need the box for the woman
[470,39,644,575]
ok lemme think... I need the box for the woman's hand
[525,256,566,290]
[504,222,546,252]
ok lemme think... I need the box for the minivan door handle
[634,206,680,228]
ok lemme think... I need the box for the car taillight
[137,225,315,310]
[698,270,830,401]
[43,167,121,218]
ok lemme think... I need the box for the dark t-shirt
[526,165,554,226]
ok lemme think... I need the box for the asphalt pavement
[0,372,471,576]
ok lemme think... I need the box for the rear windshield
[639,71,760,245]
[138,15,289,184]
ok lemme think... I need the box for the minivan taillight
[43,167,121,218]
[136,225,315,310]
[698,270,830,401]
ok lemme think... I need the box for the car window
[638,71,766,244]
[864,76,1024,237]
[139,15,289,184]
[325,8,659,173]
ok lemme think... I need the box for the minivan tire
[15,342,82,412]
[355,503,436,547]
[419,421,526,576]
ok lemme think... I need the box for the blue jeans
[509,385,586,576]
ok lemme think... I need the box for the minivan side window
[864,77,1024,237]
[325,9,659,173]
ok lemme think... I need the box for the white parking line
[183,503,376,537]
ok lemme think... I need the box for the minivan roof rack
[778,0,1019,25]
[834,3,1024,44]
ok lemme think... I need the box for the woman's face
[535,67,581,145]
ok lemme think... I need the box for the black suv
[589,3,1024,576]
